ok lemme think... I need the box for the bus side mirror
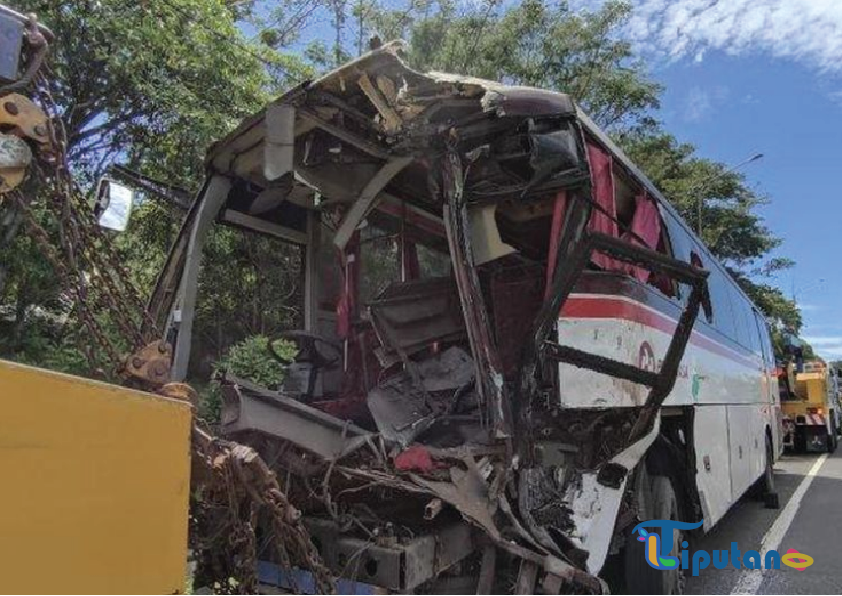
[94,177,135,232]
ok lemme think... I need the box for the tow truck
[781,359,839,453]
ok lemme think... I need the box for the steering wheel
[268,330,342,369]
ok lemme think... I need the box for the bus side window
[745,305,762,353]
[754,312,774,363]
[726,285,751,348]
[690,251,713,322]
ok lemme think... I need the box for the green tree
[0,0,304,374]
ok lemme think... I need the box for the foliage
[1,0,304,376]
[11,0,277,181]
[215,335,294,388]
[198,335,296,423]
[189,226,303,381]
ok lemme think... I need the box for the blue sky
[613,0,842,359]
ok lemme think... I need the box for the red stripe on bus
[560,296,761,369]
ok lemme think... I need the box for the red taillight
[808,407,823,415]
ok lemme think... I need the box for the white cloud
[685,87,711,120]
[683,84,729,120]
[799,303,821,312]
[623,0,842,72]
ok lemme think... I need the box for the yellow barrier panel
[0,360,191,594]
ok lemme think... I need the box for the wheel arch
[646,407,703,528]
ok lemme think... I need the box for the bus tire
[623,468,685,595]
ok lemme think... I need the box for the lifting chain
[4,69,160,378]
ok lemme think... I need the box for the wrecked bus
[147,42,781,593]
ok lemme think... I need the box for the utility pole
[695,152,764,236]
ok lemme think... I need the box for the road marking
[730,453,828,595]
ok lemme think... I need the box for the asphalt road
[685,449,842,595]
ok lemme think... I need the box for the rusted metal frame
[302,518,474,591]
[441,150,510,439]
[589,231,708,283]
[297,107,391,159]
[584,232,709,440]
[516,192,594,445]
[497,539,605,594]
[543,343,659,387]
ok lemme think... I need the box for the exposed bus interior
[154,42,711,591]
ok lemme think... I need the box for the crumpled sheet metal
[367,346,474,447]
[566,413,662,575]
[410,457,502,542]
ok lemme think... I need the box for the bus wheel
[623,468,685,594]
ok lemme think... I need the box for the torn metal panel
[367,346,474,447]
[411,459,502,542]
[517,467,572,560]
[357,72,402,133]
[367,374,431,448]
[564,415,661,575]
[220,376,371,461]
